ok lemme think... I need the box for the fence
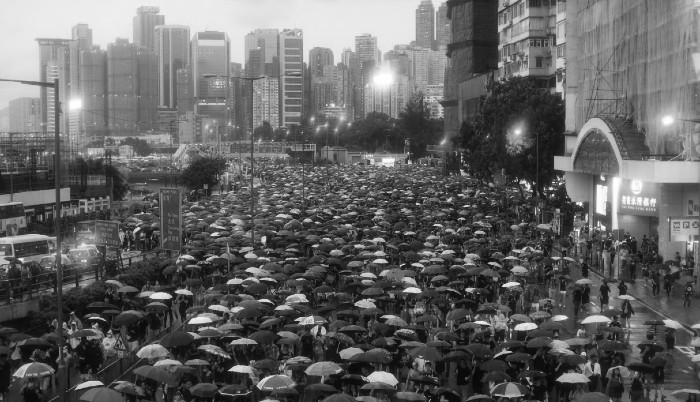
[0,250,162,306]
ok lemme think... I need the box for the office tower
[416,0,436,50]
[154,25,190,109]
[137,46,159,129]
[79,48,108,142]
[364,74,409,119]
[230,62,243,78]
[252,77,280,129]
[0,108,9,131]
[71,24,93,51]
[341,49,359,121]
[36,38,71,133]
[245,29,279,75]
[436,2,450,50]
[45,61,60,135]
[192,31,230,126]
[278,29,304,127]
[429,48,447,85]
[176,68,193,115]
[9,98,42,132]
[308,47,334,79]
[497,0,558,90]
[133,6,164,53]
[425,84,444,119]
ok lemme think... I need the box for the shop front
[555,116,700,281]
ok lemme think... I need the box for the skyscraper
[245,29,279,77]
[278,29,303,127]
[308,47,334,79]
[69,24,93,150]
[355,34,380,65]
[191,31,230,125]
[436,2,450,50]
[9,98,41,132]
[133,6,164,53]
[155,25,190,109]
[71,24,93,51]
[79,48,108,142]
[309,47,335,115]
[252,77,280,129]
[416,0,435,50]
[36,38,70,133]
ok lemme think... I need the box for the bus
[0,202,26,236]
[0,234,53,267]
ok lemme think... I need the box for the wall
[658,183,699,260]
[0,188,70,206]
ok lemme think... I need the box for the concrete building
[79,48,108,144]
[425,85,444,119]
[278,29,304,127]
[36,38,70,133]
[341,49,359,121]
[554,0,700,281]
[309,47,334,79]
[442,0,499,138]
[252,77,280,129]
[0,108,9,131]
[133,6,164,53]
[355,34,381,65]
[497,0,558,91]
[245,29,280,76]
[191,31,230,126]
[364,73,410,119]
[416,0,436,50]
[155,25,190,109]
[8,98,41,133]
[436,2,450,50]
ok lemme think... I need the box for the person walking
[684,281,694,307]
[572,285,582,316]
[606,367,625,402]
[651,271,660,297]
[621,299,635,329]
[617,280,627,296]
[599,282,610,311]
[663,273,674,298]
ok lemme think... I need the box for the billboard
[669,217,699,241]
[618,179,658,216]
[95,220,121,247]
[160,188,182,251]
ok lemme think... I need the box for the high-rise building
[245,29,279,77]
[175,67,193,115]
[36,38,71,133]
[0,108,9,131]
[133,6,164,53]
[154,25,190,109]
[497,0,557,90]
[79,48,108,143]
[308,47,334,79]
[416,0,436,50]
[71,24,93,51]
[191,31,230,127]
[442,0,498,137]
[436,2,450,50]
[9,98,42,132]
[106,38,158,137]
[69,24,94,150]
[252,77,280,129]
[424,84,444,119]
[355,34,380,65]
[341,49,359,121]
[364,74,409,119]
[429,48,447,86]
[278,29,304,127]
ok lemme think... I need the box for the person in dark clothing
[618,280,627,296]
[599,283,610,310]
[651,272,661,296]
[629,259,637,280]
[20,379,43,402]
[0,354,11,400]
[572,287,582,316]
[581,261,589,278]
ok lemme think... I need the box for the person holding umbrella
[20,379,43,402]
[684,281,694,307]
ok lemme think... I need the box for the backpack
[686,285,693,295]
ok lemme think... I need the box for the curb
[588,267,695,336]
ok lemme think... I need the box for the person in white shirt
[583,353,602,391]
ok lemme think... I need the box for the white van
[0,234,53,267]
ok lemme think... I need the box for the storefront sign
[669,217,700,241]
[683,192,699,216]
[160,188,182,251]
[618,179,658,216]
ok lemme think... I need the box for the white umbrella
[692,323,700,329]
[339,347,364,360]
[227,278,244,285]
[510,266,528,274]
[556,373,589,383]
[662,320,683,329]
[575,278,593,285]
[154,359,182,367]
[372,258,389,265]
[403,287,422,294]
[209,305,229,313]
[75,380,104,391]
[230,365,255,374]
[175,289,193,296]
[617,295,635,301]
[354,299,377,309]
[230,338,258,345]
[149,292,173,300]
[551,315,569,322]
[581,315,611,324]
[366,371,398,386]
[502,282,522,288]
[514,322,538,331]
[188,317,213,325]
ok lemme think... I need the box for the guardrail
[0,249,163,305]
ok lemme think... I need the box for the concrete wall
[0,188,70,207]
[658,183,699,260]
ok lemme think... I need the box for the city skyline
[0,0,427,110]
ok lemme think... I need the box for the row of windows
[498,37,553,59]
[500,0,557,25]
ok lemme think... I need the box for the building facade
[416,0,436,50]
[191,31,230,128]
[8,98,41,133]
[133,6,164,53]
[436,2,451,50]
[36,38,71,133]
[252,77,280,129]
[155,25,190,109]
[278,29,304,127]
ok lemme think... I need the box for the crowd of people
[1,163,699,402]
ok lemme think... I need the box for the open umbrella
[257,375,296,391]
[190,383,219,398]
[13,362,54,378]
[490,382,530,398]
[366,371,399,386]
[305,362,343,377]
[79,387,126,402]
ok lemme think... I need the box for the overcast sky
[0,0,424,109]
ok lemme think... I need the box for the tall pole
[536,131,539,223]
[250,79,255,249]
[53,78,67,402]
[9,133,13,202]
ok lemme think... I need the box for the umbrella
[481,371,511,383]
[366,371,398,386]
[556,373,590,383]
[406,346,442,361]
[111,381,145,397]
[323,395,358,402]
[339,347,364,360]
[257,375,296,391]
[305,362,343,377]
[671,389,700,400]
[75,381,105,391]
[465,395,495,402]
[133,365,176,385]
[230,365,255,374]
[580,315,611,324]
[490,382,530,398]
[606,366,631,378]
[136,344,170,359]
[573,392,609,402]
[662,319,683,329]
[627,362,654,374]
[513,322,537,331]
[159,331,195,347]
[190,383,219,398]
[393,392,427,402]
[479,360,508,372]
[79,387,126,402]
[13,362,54,378]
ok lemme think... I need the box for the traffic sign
[160,188,182,251]
[95,220,121,247]
[670,217,700,241]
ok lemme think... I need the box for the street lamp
[373,72,394,118]
[0,77,66,402]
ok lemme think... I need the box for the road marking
[675,346,696,358]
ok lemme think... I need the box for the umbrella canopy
[305,362,343,377]
[257,375,296,391]
[490,382,530,398]
[13,362,54,378]
[79,387,126,402]
[366,371,398,386]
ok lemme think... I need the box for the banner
[160,188,182,251]
[95,220,120,247]
[669,217,700,241]
[618,179,658,216]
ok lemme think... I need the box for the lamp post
[0,77,66,402]
[662,115,700,295]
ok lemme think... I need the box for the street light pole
[0,77,67,402]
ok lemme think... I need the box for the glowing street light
[373,72,394,117]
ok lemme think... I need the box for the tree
[71,157,129,200]
[460,77,565,197]
[179,156,227,190]
[253,121,274,141]
[121,137,152,156]
[396,95,444,159]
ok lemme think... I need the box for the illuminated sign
[160,188,182,251]
[670,217,699,241]
[595,184,607,216]
[618,179,658,216]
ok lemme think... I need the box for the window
[543,39,549,47]
[529,39,535,47]
[14,241,50,258]
[536,57,543,67]
[529,0,541,7]
[520,3,525,15]
[557,23,566,38]
[557,44,566,58]
[0,244,11,256]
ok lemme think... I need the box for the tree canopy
[460,77,565,197]
[121,137,152,157]
[179,157,227,190]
